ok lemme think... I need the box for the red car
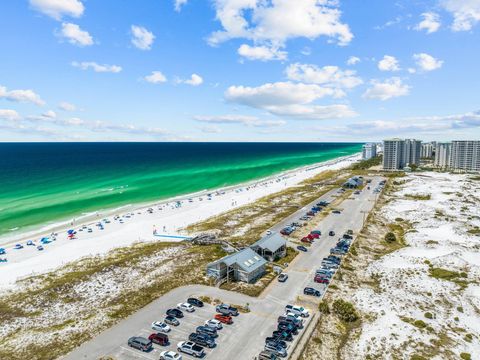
[307,234,315,240]
[301,237,312,243]
[214,314,233,324]
[148,332,169,346]
[314,276,330,284]
[309,232,320,239]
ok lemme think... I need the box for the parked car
[205,319,222,330]
[265,337,288,349]
[332,210,341,214]
[278,315,303,328]
[354,190,361,195]
[148,332,169,346]
[165,315,180,326]
[216,303,239,316]
[316,270,333,278]
[265,342,287,357]
[189,333,216,348]
[306,211,315,216]
[277,273,288,282]
[159,350,182,360]
[314,276,330,284]
[311,230,321,235]
[272,330,293,342]
[301,237,312,243]
[14,244,24,249]
[0,248,6,255]
[330,248,346,255]
[214,314,233,324]
[258,350,279,360]
[303,287,321,297]
[196,325,218,338]
[187,297,204,307]
[297,245,308,252]
[166,308,184,318]
[177,341,205,358]
[128,336,153,352]
[277,322,298,335]
[152,321,171,333]
[177,302,195,312]
[285,305,309,317]
[327,255,341,264]
[343,233,353,239]
[309,232,320,239]
[329,230,335,236]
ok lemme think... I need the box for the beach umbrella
[67,229,74,234]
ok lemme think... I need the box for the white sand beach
[0,154,360,288]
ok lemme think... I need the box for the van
[128,336,153,352]
[149,332,169,346]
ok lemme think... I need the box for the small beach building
[250,234,287,261]
[343,176,363,189]
[206,248,267,283]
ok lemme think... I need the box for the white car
[285,304,309,318]
[205,319,223,330]
[159,350,182,360]
[177,302,195,312]
[152,321,171,333]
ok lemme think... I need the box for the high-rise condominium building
[434,143,451,168]
[362,143,377,160]
[421,143,434,158]
[383,138,422,170]
[450,141,480,172]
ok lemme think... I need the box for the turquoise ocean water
[0,142,361,237]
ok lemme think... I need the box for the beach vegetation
[319,300,330,314]
[405,194,431,200]
[332,299,359,322]
[460,353,471,360]
[384,231,396,243]
[350,155,382,170]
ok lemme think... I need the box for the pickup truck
[177,341,205,358]
[216,303,239,316]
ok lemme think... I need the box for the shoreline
[0,152,360,288]
[0,152,360,246]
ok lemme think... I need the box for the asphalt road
[64,176,383,360]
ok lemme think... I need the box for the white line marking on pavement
[119,346,155,360]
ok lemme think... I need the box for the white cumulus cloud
[440,0,480,31]
[225,81,356,120]
[174,0,188,12]
[208,0,353,49]
[0,85,45,106]
[59,22,93,46]
[415,12,441,33]
[285,63,363,90]
[30,0,84,20]
[378,55,400,72]
[238,44,287,61]
[347,56,360,65]
[413,53,443,71]
[177,74,203,86]
[363,77,410,101]
[72,61,122,73]
[58,101,76,111]
[131,25,155,50]
[0,109,21,121]
[144,71,168,84]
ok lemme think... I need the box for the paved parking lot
[64,176,383,360]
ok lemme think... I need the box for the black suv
[166,308,184,318]
[303,287,321,297]
[187,297,204,307]
[189,333,216,348]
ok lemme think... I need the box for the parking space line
[119,346,156,360]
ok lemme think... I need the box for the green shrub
[318,300,330,314]
[424,312,433,319]
[410,355,427,360]
[413,320,427,328]
[332,299,359,322]
[457,306,464,313]
[385,232,396,243]
[460,353,471,360]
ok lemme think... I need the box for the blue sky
[0,0,479,142]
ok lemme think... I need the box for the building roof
[251,233,286,253]
[209,248,267,273]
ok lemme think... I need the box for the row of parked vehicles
[313,230,353,285]
[127,298,240,359]
[280,201,330,236]
[258,305,310,359]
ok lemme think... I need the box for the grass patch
[332,299,359,322]
[405,194,431,200]
[428,267,469,288]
